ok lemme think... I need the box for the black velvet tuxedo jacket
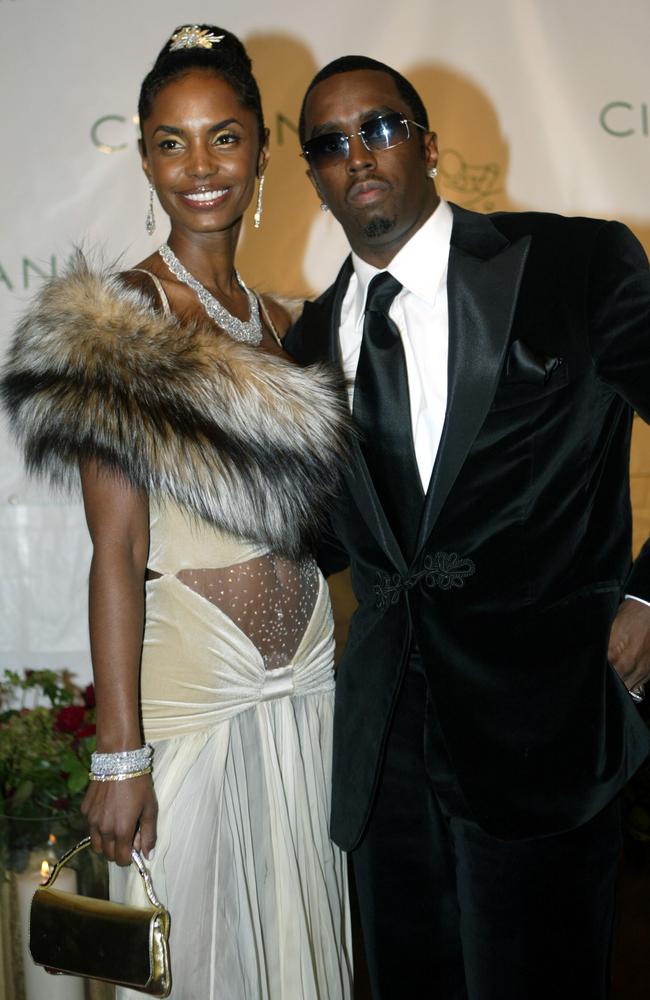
[284,203,650,849]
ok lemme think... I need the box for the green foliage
[0,670,96,860]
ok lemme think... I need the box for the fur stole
[1,256,351,559]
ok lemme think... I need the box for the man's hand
[607,598,650,691]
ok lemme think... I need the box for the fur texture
[1,256,351,559]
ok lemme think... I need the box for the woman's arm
[79,458,158,866]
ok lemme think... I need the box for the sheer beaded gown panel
[176,556,320,670]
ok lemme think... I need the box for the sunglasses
[301,112,426,169]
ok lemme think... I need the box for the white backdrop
[1,0,649,679]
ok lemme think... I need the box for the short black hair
[139,25,266,150]
[298,55,429,145]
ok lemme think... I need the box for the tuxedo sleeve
[587,220,650,600]
[281,311,306,358]
[315,520,351,578]
[283,311,351,577]
[626,541,650,602]
[588,221,650,419]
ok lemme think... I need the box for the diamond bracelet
[90,744,153,778]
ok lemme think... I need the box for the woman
[2,25,352,999]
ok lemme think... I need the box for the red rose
[51,797,70,810]
[83,684,95,709]
[75,723,96,739]
[55,705,86,733]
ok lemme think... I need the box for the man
[284,55,650,999]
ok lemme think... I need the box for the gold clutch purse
[29,836,171,997]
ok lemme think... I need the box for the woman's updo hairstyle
[138,25,266,149]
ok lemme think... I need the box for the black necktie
[353,272,424,560]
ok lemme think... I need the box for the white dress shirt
[339,198,453,493]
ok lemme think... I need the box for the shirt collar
[350,197,453,317]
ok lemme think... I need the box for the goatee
[363,216,395,239]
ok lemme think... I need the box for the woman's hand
[81,773,158,867]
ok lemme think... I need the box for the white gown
[111,502,353,1000]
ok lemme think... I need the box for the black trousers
[351,655,622,1000]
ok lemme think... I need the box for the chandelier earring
[145,183,156,236]
[427,166,438,179]
[253,174,265,230]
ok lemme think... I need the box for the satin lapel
[301,259,408,571]
[414,229,531,555]
[294,264,351,367]
[345,438,410,573]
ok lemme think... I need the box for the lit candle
[14,852,84,1000]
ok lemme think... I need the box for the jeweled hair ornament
[169,25,225,51]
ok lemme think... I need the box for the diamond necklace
[158,243,263,345]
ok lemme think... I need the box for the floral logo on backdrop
[438,149,503,211]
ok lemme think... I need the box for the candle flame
[40,860,50,882]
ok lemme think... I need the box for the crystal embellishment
[158,244,263,345]
[90,744,154,776]
[169,26,225,51]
